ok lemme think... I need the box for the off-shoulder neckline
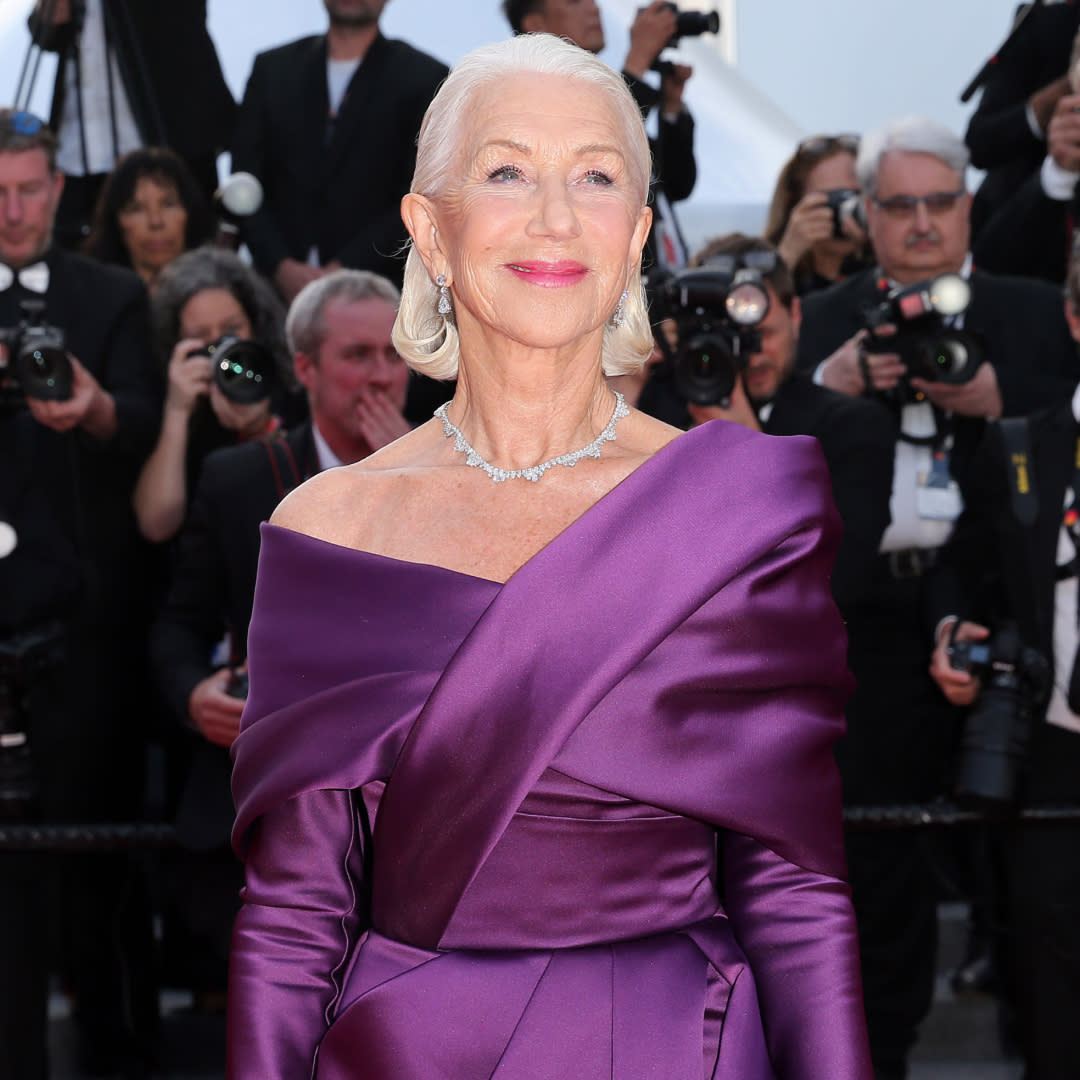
[264,420,733,586]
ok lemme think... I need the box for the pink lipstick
[507,261,588,287]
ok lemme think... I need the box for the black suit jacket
[762,374,894,618]
[965,3,1080,236]
[32,0,235,164]
[231,33,448,283]
[150,424,317,846]
[965,2,1079,173]
[972,167,1072,284]
[795,266,1080,488]
[940,404,1080,802]
[0,248,157,633]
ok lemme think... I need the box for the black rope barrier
[1,803,1080,849]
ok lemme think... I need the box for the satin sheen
[228,421,873,1080]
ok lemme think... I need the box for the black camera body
[0,623,66,820]
[824,188,865,239]
[650,264,770,406]
[861,273,983,396]
[948,622,1049,807]
[225,670,249,700]
[660,3,721,42]
[197,336,274,405]
[0,298,71,411]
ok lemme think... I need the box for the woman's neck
[446,348,619,473]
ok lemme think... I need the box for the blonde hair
[393,33,654,380]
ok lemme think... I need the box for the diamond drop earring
[610,289,629,329]
[436,274,452,316]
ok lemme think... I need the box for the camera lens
[206,337,274,405]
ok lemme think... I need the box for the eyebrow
[476,138,626,161]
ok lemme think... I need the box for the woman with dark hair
[764,134,871,295]
[133,247,291,543]
[84,147,213,291]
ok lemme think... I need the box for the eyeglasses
[873,190,966,218]
[9,111,44,136]
[796,134,860,158]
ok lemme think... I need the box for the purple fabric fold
[228,420,872,1080]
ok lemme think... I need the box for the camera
[649,256,771,406]
[213,171,263,252]
[197,336,275,405]
[225,669,249,700]
[0,298,71,411]
[653,3,720,44]
[948,621,1049,806]
[861,273,983,395]
[0,623,65,820]
[824,188,865,239]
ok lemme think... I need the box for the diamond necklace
[434,391,629,483]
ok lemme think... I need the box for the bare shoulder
[623,407,686,459]
[269,423,443,548]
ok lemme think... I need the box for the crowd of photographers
[1,1,1079,1079]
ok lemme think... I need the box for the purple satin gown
[228,421,873,1080]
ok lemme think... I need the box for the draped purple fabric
[228,420,874,1080]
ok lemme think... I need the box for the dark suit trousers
[840,572,961,1078]
[0,627,158,1077]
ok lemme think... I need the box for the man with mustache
[795,115,1080,1080]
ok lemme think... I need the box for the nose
[4,191,23,225]
[147,204,165,229]
[912,199,932,232]
[367,349,396,386]
[526,175,582,240]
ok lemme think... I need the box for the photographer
[794,114,1079,1080]
[503,0,698,270]
[927,250,1080,1080]
[149,269,409,1009]
[973,24,1080,285]
[133,247,291,544]
[28,0,235,249]
[963,1,1079,242]
[0,110,160,1078]
[662,233,894,618]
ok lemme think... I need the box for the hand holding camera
[1047,91,1080,172]
[165,338,213,415]
[820,326,904,397]
[930,617,988,707]
[188,666,246,748]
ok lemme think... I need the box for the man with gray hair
[795,115,1080,1080]
[149,269,410,1007]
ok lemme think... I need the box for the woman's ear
[401,193,447,281]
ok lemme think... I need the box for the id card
[916,450,963,522]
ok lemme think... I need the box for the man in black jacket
[149,268,409,1001]
[796,113,1080,1080]
[502,0,697,272]
[230,0,448,302]
[929,250,1080,1080]
[29,0,235,247]
[677,233,894,622]
[0,109,160,1080]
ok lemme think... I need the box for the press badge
[916,449,963,521]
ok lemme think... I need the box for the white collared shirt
[56,0,142,177]
[312,422,345,472]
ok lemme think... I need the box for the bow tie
[0,261,49,294]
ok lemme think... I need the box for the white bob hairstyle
[392,33,655,380]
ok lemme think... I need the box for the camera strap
[999,417,1040,528]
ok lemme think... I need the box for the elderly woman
[83,147,213,292]
[765,134,871,295]
[133,247,290,543]
[228,34,872,1080]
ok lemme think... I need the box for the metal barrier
[2,803,1080,849]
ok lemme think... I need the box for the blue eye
[488,165,525,182]
[583,170,614,185]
